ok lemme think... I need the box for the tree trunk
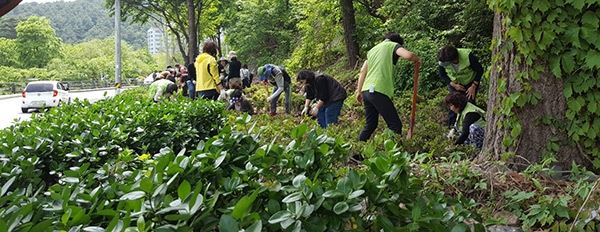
[479,13,591,171]
[216,27,222,58]
[187,0,198,65]
[339,0,360,68]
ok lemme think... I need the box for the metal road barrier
[0,79,142,95]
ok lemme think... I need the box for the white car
[21,81,71,113]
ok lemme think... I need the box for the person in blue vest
[257,64,292,115]
[445,92,486,148]
[355,32,421,141]
[297,70,347,128]
[438,45,484,128]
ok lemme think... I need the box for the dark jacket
[306,74,347,105]
[228,58,242,78]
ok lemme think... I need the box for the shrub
[0,87,225,187]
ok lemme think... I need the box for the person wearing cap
[195,41,223,100]
[355,32,421,141]
[438,45,484,128]
[258,64,292,115]
[148,75,177,102]
[228,51,242,89]
[297,70,347,128]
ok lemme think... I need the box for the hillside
[0,0,149,48]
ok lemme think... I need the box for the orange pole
[407,63,420,139]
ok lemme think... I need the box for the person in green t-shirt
[355,33,421,141]
[438,45,484,128]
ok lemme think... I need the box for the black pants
[197,89,219,100]
[358,91,402,141]
[447,83,477,128]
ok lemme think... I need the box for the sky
[23,0,76,3]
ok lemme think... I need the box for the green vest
[148,79,171,99]
[445,49,475,85]
[362,40,399,98]
[456,102,486,130]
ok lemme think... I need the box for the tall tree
[0,38,19,67]
[106,0,209,64]
[15,16,61,68]
[481,1,600,171]
[187,0,198,64]
[339,0,360,68]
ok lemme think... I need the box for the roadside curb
[0,86,138,101]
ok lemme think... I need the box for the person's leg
[186,80,195,99]
[325,100,344,127]
[317,107,327,128]
[284,83,291,114]
[270,86,279,114]
[466,124,485,149]
[359,92,379,141]
[370,92,402,134]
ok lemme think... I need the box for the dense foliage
[224,0,492,93]
[0,18,158,83]
[2,0,148,48]
[15,16,62,69]
[0,88,598,231]
[0,88,479,231]
[487,0,600,167]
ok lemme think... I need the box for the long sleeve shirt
[455,112,482,145]
[439,53,484,86]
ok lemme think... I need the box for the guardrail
[0,79,142,95]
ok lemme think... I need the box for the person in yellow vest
[355,33,421,141]
[438,45,484,128]
[194,41,223,100]
[148,72,177,103]
[445,92,485,148]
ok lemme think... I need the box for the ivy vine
[489,0,600,166]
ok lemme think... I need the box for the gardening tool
[407,62,420,139]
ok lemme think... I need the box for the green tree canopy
[15,16,62,68]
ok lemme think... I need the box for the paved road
[0,89,119,129]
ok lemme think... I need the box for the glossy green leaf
[177,180,191,200]
[333,202,349,215]
[219,215,239,232]
[268,211,292,224]
[119,191,145,201]
[232,191,258,220]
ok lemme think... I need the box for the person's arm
[268,73,285,100]
[154,87,164,102]
[439,66,451,85]
[455,112,481,145]
[396,47,420,64]
[465,53,483,99]
[313,77,329,114]
[355,61,368,104]
[309,100,325,116]
[209,61,222,92]
[469,53,484,83]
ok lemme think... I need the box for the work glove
[301,107,309,115]
[310,107,319,117]
[446,128,457,140]
[266,96,273,102]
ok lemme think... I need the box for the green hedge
[0,88,481,231]
[0,87,225,186]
